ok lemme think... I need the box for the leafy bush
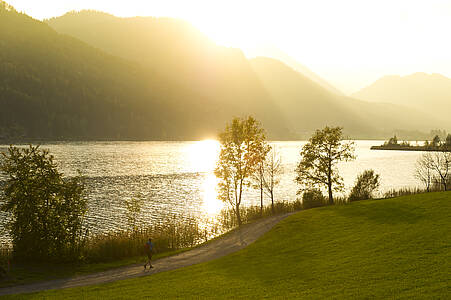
[302,189,326,209]
[0,145,87,262]
[349,170,380,201]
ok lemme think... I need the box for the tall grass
[219,200,303,230]
[81,216,210,263]
[382,183,445,199]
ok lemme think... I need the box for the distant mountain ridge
[245,45,343,96]
[353,73,451,124]
[45,10,444,137]
[0,3,444,140]
[250,57,442,137]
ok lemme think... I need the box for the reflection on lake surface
[0,140,424,244]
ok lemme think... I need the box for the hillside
[0,3,291,140]
[353,72,451,125]
[246,45,344,95]
[45,10,294,138]
[21,192,451,298]
[46,10,442,139]
[250,57,441,137]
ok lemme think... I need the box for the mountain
[1,4,442,140]
[0,3,291,140]
[45,11,280,121]
[353,73,451,125]
[245,45,343,95]
[46,10,442,138]
[250,57,441,137]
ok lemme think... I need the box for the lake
[0,140,425,244]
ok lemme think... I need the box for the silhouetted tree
[215,116,267,226]
[262,147,283,214]
[0,145,87,262]
[415,154,434,192]
[302,189,326,209]
[388,135,398,145]
[295,127,355,205]
[349,170,380,201]
[446,134,451,147]
[418,151,451,191]
[252,162,266,216]
[432,135,441,147]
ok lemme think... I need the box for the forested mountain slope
[0,3,289,140]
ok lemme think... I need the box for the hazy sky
[7,0,451,93]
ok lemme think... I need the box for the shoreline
[371,145,451,152]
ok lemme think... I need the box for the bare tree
[417,151,451,191]
[262,147,283,214]
[415,153,434,192]
[252,161,265,216]
[431,151,451,191]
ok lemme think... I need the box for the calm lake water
[0,140,424,244]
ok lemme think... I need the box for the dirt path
[0,213,291,296]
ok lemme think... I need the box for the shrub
[349,169,380,201]
[302,189,326,209]
[0,145,87,262]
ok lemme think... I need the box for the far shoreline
[371,145,451,152]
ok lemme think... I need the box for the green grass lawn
[6,192,451,299]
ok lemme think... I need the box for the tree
[295,126,355,205]
[349,170,380,201]
[124,196,145,232]
[388,135,398,145]
[432,135,441,147]
[252,161,266,216]
[262,147,283,214]
[215,116,267,226]
[415,154,434,192]
[302,189,326,209]
[251,146,281,215]
[418,151,451,191]
[446,134,451,147]
[0,145,87,261]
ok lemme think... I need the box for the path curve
[0,213,292,296]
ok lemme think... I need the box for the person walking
[144,238,155,269]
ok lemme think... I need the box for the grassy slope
[7,192,451,299]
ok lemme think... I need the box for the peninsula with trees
[371,134,451,152]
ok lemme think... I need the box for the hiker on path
[144,238,155,269]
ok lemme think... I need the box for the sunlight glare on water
[186,139,220,172]
[186,140,224,215]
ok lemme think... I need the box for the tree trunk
[328,183,333,205]
[260,180,263,216]
[270,190,275,214]
[236,203,242,226]
[328,161,333,205]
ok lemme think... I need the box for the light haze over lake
[0,140,424,244]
